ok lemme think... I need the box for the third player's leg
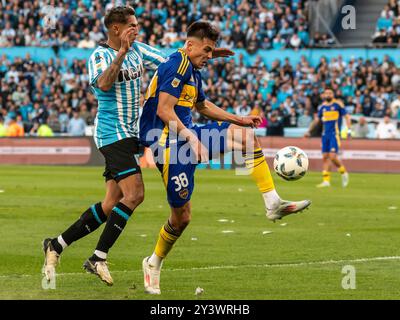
[328,152,343,168]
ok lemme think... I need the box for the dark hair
[104,6,135,28]
[187,20,220,42]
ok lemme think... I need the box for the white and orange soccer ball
[273,146,309,181]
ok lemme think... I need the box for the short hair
[187,20,220,42]
[104,6,135,28]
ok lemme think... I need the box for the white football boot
[83,259,113,286]
[341,172,349,188]
[266,199,311,222]
[316,181,331,188]
[143,257,161,294]
[42,238,60,283]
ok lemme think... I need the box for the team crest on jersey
[179,188,189,199]
[190,75,194,82]
[171,77,181,88]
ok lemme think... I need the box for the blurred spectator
[353,117,370,138]
[67,111,86,136]
[376,115,398,139]
[6,115,24,137]
[37,121,54,137]
[266,112,284,136]
[0,116,6,137]
[235,100,251,116]
[297,109,313,128]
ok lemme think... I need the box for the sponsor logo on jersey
[117,67,142,82]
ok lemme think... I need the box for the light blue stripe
[113,207,130,221]
[91,205,103,225]
[116,168,137,176]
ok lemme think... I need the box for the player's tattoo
[97,51,126,90]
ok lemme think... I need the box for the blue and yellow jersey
[139,49,206,147]
[317,99,347,136]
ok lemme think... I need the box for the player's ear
[186,40,193,52]
[112,24,119,36]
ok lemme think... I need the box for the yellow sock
[154,221,180,258]
[244,148,275,193]
[322,170,331,182]
[338,166,346,174]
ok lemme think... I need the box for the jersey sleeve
[88,49,112,87]
[158,53,191,99]
[317,105,323,119]
[135,41,166,71]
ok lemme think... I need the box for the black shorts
[99,137,142,182]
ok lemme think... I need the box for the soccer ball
[273,146,309,181]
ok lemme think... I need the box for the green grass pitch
[0,165,399,300]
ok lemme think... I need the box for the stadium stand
[0,0,399,138]
[372,0,400,47]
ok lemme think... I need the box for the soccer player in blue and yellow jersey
[305,88,351,188]
[139,21,311,294]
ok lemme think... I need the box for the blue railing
[1,47,399,67]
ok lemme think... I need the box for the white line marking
[1,256,400,279]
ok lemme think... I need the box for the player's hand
[212,48,235,59]
[189,137,209,163]
[304,132,311,138]
[119,27,136,54]
[238,115,262,128]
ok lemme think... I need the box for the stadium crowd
[0,0,399,138]
[1,50,399,138]
[0,0,335,51]
[373,0,400,47]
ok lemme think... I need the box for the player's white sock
[94,250,107,260]
[148,252,163,270]
[57,235,68,250]
[263,189,281,210]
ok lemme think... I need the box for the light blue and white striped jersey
[88,41,165,148]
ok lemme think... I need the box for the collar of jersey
[178,48,197,70]
[100,42,133,52]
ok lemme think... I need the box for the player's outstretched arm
[345,114,352,138]
[304,114,320,137]
[212,48,235,59]
[195,100,261,128]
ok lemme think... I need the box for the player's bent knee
[102,200,119,215]
[123,190,145,208]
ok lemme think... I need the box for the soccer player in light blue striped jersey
[42,6,234,286]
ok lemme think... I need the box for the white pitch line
[1,256,400,280]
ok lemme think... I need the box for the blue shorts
[152,121,231,208]
[321,134,340,153]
